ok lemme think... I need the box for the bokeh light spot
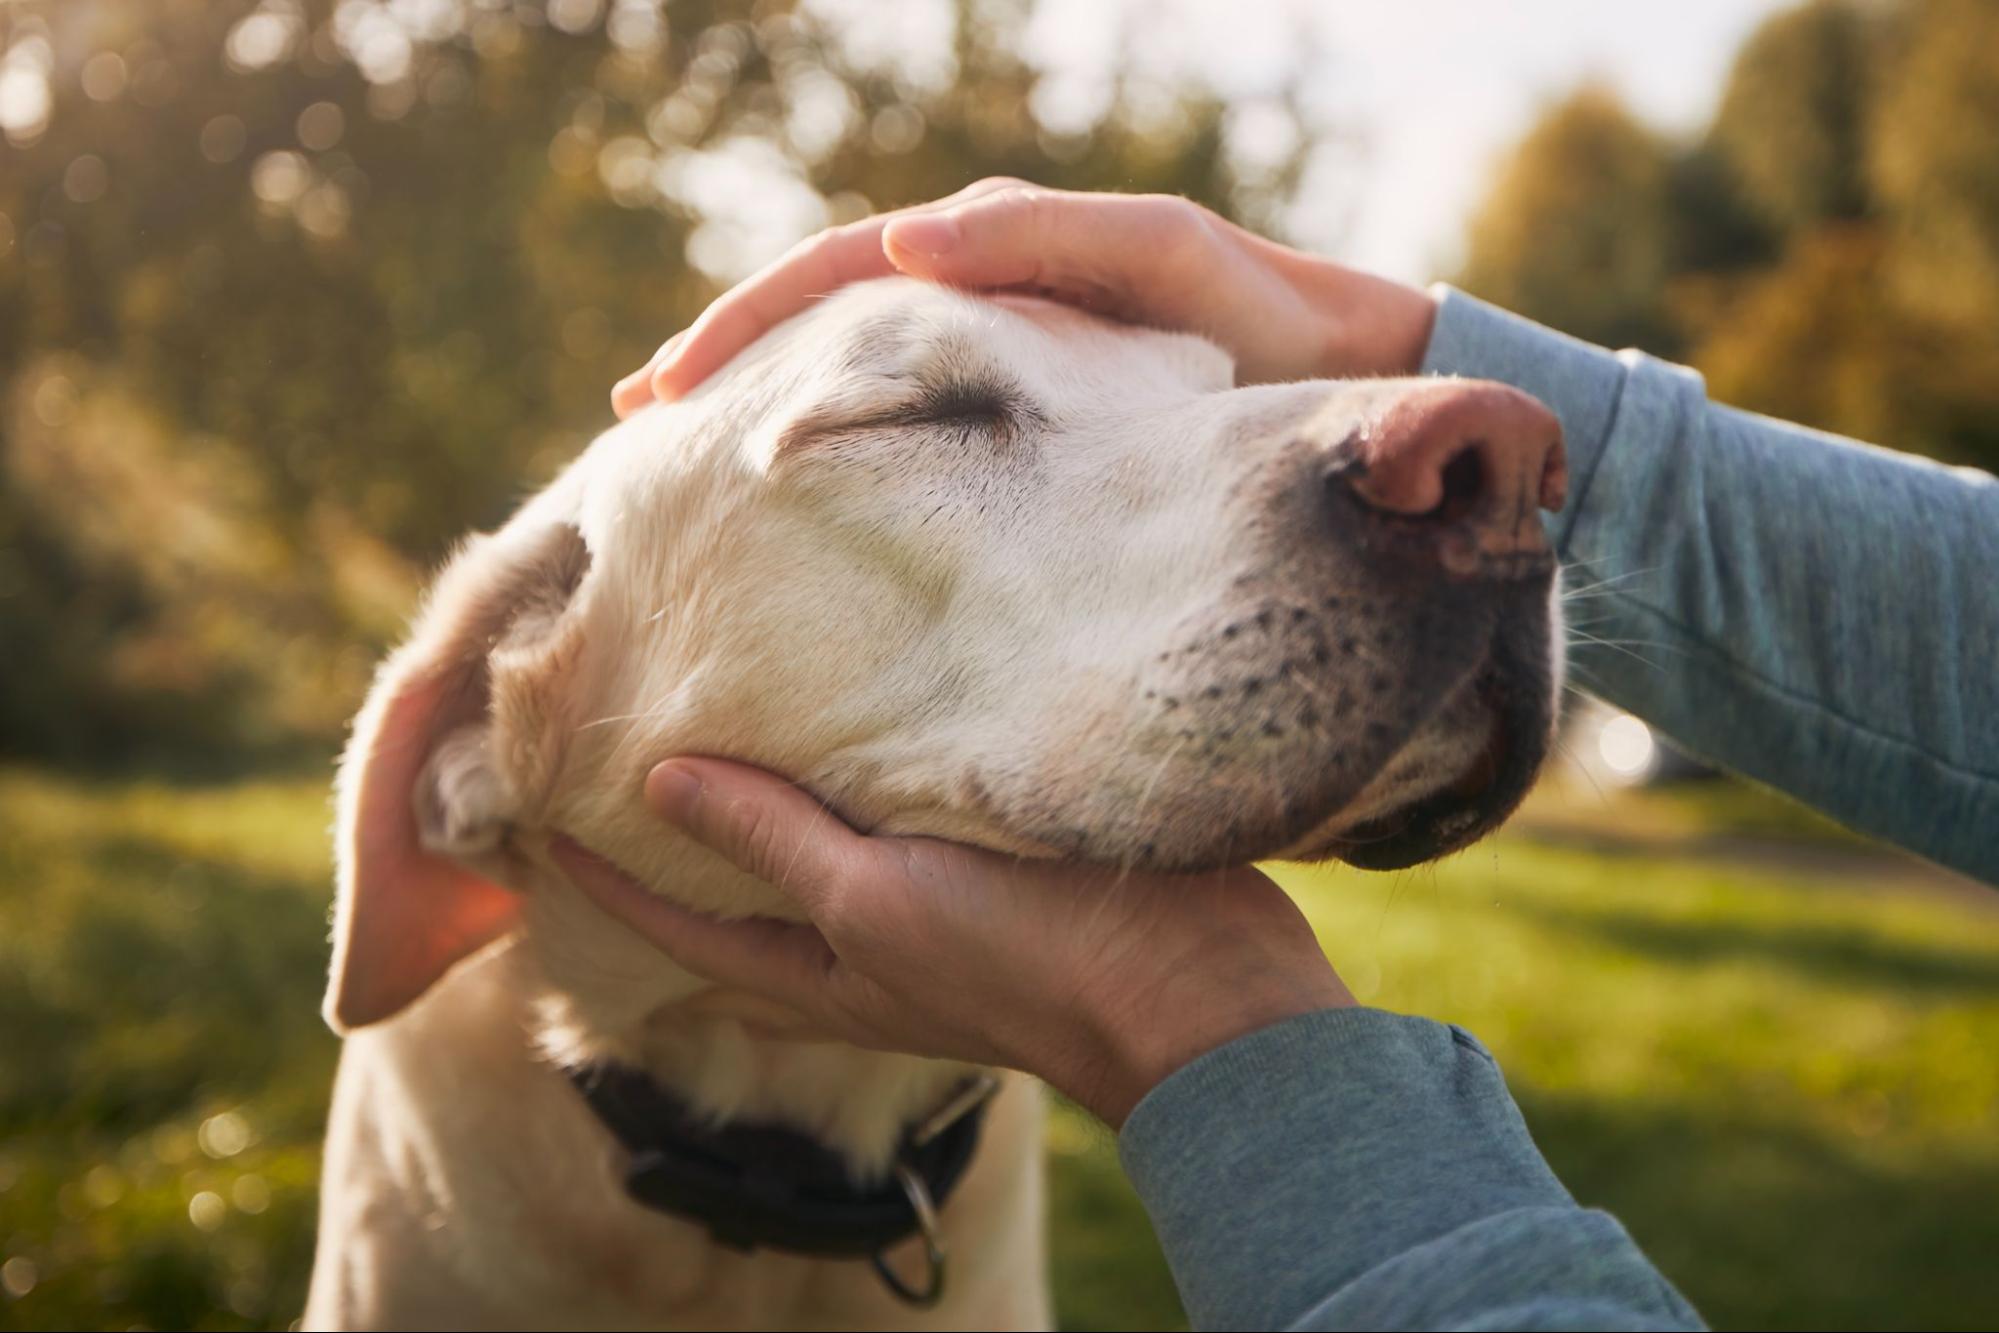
[1,1255,36,1299]
[81,51,129,102]
[548,0,606,37]
[251,150,311,206]
[63,154,109,204]
[187,1190,227,1232]
[225,10,298,74]
[231,1173,272,1215]
[297,100,345,151]
[201,114,247,164]
[198,1109,254,1159]
[0,60,52,144]
[1597,713,1659,783]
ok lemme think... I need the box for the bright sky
[1017,0,1799,283]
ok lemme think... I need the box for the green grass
[1,766,1995,1331]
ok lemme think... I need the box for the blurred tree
[1869,0,1999,326]
[1708,0,1878,234]
[0,0,1316,763]
[1456,87,1682,355]
[1692,228,1948,453]
[1458,0,1999,475]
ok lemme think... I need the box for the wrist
[1074,968,1354,1128]
[1295,254,1439,378]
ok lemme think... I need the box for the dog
[303,277,1566,1330]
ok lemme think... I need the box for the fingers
[550,834,842,1011]
[634,178,1030,404]
[643,758,875,912]
[647,225,898,401]
[611,332,682,418]
[882,188,1214,316]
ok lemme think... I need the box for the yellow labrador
[305,278,1566,1329]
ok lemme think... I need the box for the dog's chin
[1103,652,1556,875]
[1309,677,1553,871]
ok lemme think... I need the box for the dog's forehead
[571,277,1236,560]
[786,278,1234,394]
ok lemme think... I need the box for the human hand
[611,181,1439,417]
[551,758,1353,1128]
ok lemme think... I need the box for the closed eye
[775,375,1043,456]
[901,379,1017,431]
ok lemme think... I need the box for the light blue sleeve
[1421,286,1999,885]
[1119,1008,1703,1331]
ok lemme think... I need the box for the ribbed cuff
[1119,1007,1573,1331]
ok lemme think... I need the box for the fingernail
[646,761,704,821]
[886,214,959,258]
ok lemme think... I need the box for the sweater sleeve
[1118,1008,1702,1331]
[1421,286,1999,886]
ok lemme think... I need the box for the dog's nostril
[1321,457,1368,522]
[1433,446,1484,522]
[1323,382,1563,579]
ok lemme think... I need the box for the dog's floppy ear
[325,517,593,1032]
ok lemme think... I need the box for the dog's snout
[1328,383,1567,578]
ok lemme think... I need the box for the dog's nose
[1330,382,1566,578]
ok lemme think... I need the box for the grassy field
[0,765,1995,1331]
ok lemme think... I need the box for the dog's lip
[1322,664,1539,871]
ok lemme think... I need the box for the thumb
[644,758,871,912]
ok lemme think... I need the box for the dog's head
[326,277,1565,1032]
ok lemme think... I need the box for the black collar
[566,1063,996,1307]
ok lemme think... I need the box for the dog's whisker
[1558,563,1662,602]
[1547,731,1611,807]
[1562,629,1677,671]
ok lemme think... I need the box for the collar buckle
[870,1072,996,1308]
[870,1161,946,1306]
[568,1064,1001,1309]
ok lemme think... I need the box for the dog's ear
[325,518,593,1033]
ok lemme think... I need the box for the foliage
[0,0,1311,763]
[1,765,1994,1330]
[1457,0,1999,472]
[1708,0,1877,233]
[1457,88,1684,356]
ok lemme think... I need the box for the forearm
[1120,1009,1702,1331]
[1420,288,1999,885]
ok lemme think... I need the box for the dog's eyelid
[906,380,1017,427]
[776,378,1041,455]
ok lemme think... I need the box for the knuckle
[889,839,932,887]
[1141,193,1209,239]
[813,855,872,930]
[1136,195,1218,270]
[974,180,1052,218]
[969,174,1031,196]
[786,229,838,266]
[774,227,841,274]
[1009,182,1058,212]
[731,800,792,880]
